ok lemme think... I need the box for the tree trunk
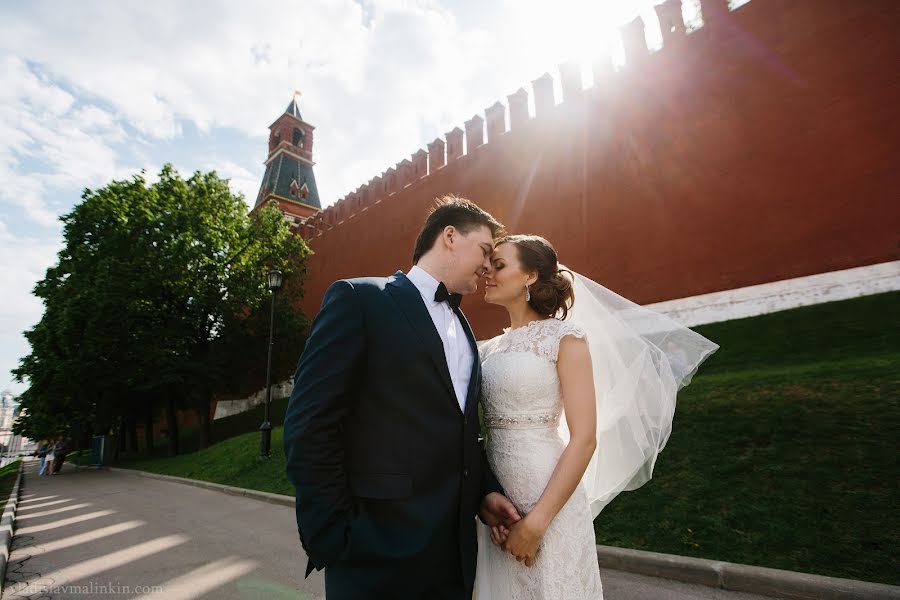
[166,394,180,457]
[198,393,212,449]
[114,421,123,463]
[128,414,139,453]
[144,402,155,456]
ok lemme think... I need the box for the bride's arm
[502,334,597,565]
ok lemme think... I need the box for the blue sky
[0,0,724,394]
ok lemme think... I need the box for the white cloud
[0,52,140,227]
[0,1,371,139]
[0,0,528,202]
[0,220,61,393]
[205,159,262,208]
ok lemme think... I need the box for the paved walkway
[3,458,782,599]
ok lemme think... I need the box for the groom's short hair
[413,195,504,264]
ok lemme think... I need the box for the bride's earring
[525,284,531,302]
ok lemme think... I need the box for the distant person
[37,439,50,476]
[51,436,66,475]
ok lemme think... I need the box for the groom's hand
[479,492,521,530]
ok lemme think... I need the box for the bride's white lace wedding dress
[475,318,604,599]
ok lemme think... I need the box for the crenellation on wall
[655,0,687,47]
[446,126,464,161]
[532,72,556,117]
[333,197,346,223]
[559,60,583,102]
[485,101,506,142]
[369,175,384,203]
[396,158,413,189]
[383,166,398,195]
[357,183,371,209]
[591,53,616,101]
[321,205,335,226]
[621,16,649,66]
[465,114,485,151]
[311,211,326,233]
[411,149,427,179]
[427,138,446,171]
[507,88,530,129]
[700,0,730,25]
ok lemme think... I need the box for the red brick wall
[300,0,900,338]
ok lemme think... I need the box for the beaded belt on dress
[484,412,560,429]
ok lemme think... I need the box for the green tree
[14,165,310,455]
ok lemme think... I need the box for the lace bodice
[479,318,586,425]
[475,317,603,600]
[480,317,587,362]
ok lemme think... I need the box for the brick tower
[252,93,321,230]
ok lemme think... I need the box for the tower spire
[252,94,321,233]
[285,90,303,120]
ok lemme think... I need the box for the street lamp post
[259,269,283,459]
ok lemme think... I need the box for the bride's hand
[490,524,510,546]
[502,515,545,567]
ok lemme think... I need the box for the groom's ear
[441,225,457,250]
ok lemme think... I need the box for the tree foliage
[13,165,311,453]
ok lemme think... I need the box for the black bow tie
[434,282,462,310]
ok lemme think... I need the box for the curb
[110,467,899,600]
[0,461,24,595]
[596,545,900,600]
[109,467,294,507]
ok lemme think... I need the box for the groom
[284,196,521,599]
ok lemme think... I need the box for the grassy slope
[117,427,293,497]
[593,292,899,584]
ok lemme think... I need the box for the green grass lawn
[114,291,899,585]
[115,427,293,497]
[0,460,21,514]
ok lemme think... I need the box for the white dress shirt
[406,265,473,412]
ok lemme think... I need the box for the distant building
[0,390,29,459]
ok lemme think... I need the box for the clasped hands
[479,492,544,567]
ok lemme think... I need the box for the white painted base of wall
[646,260,900,327]
[213,380,293,421]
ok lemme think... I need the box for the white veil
[558,266,720,518]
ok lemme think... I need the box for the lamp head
[267,269,284,291]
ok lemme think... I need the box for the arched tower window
[293,127,304,148]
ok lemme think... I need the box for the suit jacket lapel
[454,306,481,414]
[386,272,456,400]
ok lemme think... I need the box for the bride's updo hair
[497,234,575,319]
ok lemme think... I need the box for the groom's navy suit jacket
[283,272,502,595]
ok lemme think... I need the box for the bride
[474,235,719,599]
